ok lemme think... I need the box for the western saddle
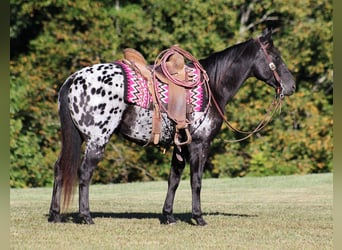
[122,46,205,146]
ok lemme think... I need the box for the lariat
[154,45,209,88]
[151,46,212,127]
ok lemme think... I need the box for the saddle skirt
[116,61,207,113]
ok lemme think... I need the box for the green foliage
[10,0,332,187]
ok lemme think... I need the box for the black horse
[48,29,295,226]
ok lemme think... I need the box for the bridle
[257,37,285,99]
[209,37,284,142]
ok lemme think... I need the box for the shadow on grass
[47,211,257,225]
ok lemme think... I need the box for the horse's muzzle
[279,80,296,97]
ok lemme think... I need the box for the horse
[48,29,295,226]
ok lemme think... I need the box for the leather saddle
[122,47,194,146]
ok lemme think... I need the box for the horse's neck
[202,43,255,109]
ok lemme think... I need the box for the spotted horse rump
[66,63,128,147]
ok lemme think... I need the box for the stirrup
[174,127,192,146]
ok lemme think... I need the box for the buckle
[269,62,276,71]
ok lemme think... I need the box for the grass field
[10,173,332,249]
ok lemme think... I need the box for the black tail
[58,75,82,210]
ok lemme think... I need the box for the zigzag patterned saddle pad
[115,61,207,113]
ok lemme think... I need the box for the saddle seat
[122,47,195,146]
[123,47,195,86]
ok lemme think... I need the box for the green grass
[11,174,332,249]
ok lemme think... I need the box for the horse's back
[62,63,127,146]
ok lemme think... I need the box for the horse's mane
[199,39,257,95]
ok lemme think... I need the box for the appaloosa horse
[48,29,295,226]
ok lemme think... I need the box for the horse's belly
[119,105,175,146]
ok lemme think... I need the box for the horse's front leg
[189,141,210,226]
[162,145,187,224]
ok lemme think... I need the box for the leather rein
[209,38,284,142]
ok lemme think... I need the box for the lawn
[10,173,332,249]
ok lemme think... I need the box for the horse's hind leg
[48,158,63,222]
[162,145,187,224]
[78,143,105,224]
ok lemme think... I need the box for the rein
[211,94,283,142]
[209,38,285,142]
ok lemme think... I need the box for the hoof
[162,214,177,225]
[48,213,61,223]
[78,215,94,224]
[193,216,207,226]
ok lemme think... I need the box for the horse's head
[253,29,296,98]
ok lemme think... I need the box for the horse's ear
[259,28,273,44]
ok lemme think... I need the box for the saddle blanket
[116,61,206,113]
